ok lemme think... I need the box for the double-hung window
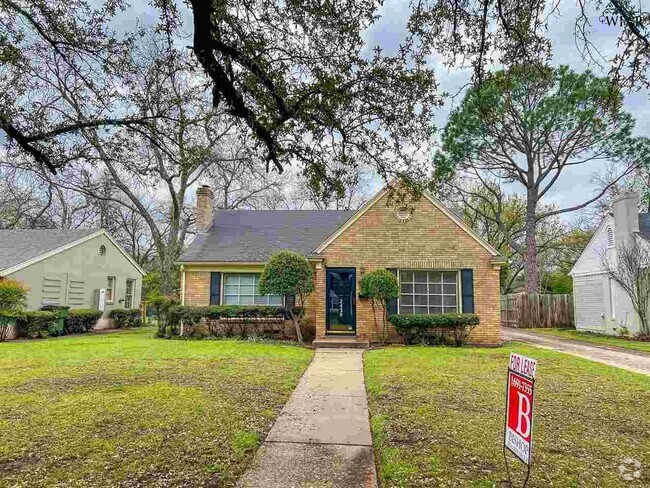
[106,276,116,303]
[223,273,283,306]
[124,279,135,309]
[399,270,458,314]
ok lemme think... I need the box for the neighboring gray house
[569,192,650,335]
[0,229,145,315]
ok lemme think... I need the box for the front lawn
[533,328,650,353]
[365,345,650,487]
[0,327,313,487]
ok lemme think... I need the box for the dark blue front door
[326,268,356,334]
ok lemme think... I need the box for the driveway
[502,327,650,376]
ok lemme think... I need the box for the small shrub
[109,309,142,328]
[148,295,179,336]
[360,270,399,344]
[635,332,650,342]
[259,250,314,343]
[16,311,57,339]
[300,318,316,343]
[389,313,480,346]
[65,309,103,334]
[0,279,28,341]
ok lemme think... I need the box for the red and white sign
[504,352,537,465]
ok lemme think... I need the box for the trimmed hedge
[65,309,103,334]
[389,313,480,346]
[109,309,142,328]
[165,305,300,339]
[16,311,58,339]
[169,305,298,323]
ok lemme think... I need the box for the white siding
[573,274,607,332]
[570,216,613,276]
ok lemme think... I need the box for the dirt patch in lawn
[0,328,312,487]
[365,344,650,487]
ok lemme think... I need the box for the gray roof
[0,229,98,272]
[178,210,355,263]
[640,213,650,239]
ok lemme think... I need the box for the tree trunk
[291,312,303,344]
[525,190,538,293]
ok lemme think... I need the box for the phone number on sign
[509,374,533,395]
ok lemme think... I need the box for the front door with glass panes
[398,270,459,314]
[325,268,356,334]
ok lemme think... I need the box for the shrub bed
[65,309,103,334]
[166,305,300,339]
[389,313,480,346]
[0,279,28,341]
[109,309,142,328]
[16,311,58,339]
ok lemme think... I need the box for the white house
[569,192,650,335]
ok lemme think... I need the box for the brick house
[178,182,505,345]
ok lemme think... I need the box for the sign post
[504,352,537,487]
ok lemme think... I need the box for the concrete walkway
[502,328,650,376]
[238,349,377,488]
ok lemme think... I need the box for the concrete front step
[312,337,370,349]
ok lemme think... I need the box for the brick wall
[314,191,502,345]
[184,270,210,306]
[180,191,502,345]
[196,186,214,233]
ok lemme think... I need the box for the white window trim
[396,269,461,315]
[106,276,116,304]
[221,273,284,306]
[125,278,136,309]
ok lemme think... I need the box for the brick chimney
[196,185,214,233]
[612,191,639,248]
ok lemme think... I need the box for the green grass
[365,344,650,487]
[0,327,313,487]
[533,328,650,353]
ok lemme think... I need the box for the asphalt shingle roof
[0,229,98,272]
[178,210,355,263]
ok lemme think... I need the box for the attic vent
[607,227,614,248]
[99,245,106,256]
[395,207,412,223]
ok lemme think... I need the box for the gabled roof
[568,214,611,277]
[177,210,355,263]
[178,180,503,265]
[0,228,146,276]
[570,212,650,276]
[314,183,502,257]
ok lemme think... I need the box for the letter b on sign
[515,391,531,438]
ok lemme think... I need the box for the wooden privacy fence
[501,293,574,329]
